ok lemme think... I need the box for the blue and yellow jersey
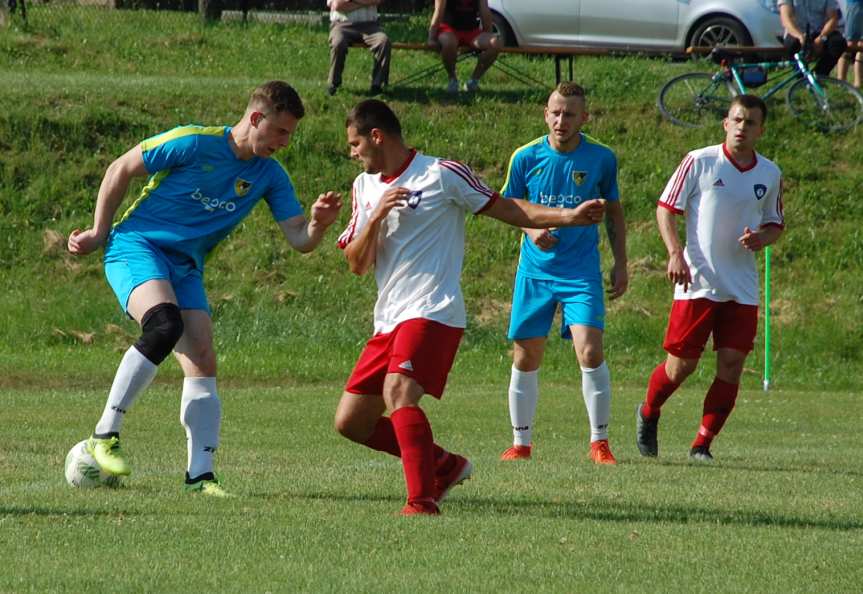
[112,125,303,270]
[501,133,619,281]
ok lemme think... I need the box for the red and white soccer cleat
[589,439,617,465]
[400,499,441,516]
[499,444,532,461]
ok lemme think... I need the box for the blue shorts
[847,2,863,41]
[508,274,605,340]
[103,231,209,314]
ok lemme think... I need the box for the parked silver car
[489,0,782,51]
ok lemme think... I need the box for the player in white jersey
[334,99,606,515]
[67,82,343,495]
[636,95,784,463]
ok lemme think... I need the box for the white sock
[582,361,611,442]
[508,366,539,446]
[180,377,221,479]
[94,346,158,436]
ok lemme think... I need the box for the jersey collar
[381,149,417,184]
[722,143,757,173]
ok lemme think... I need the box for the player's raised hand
[738,226,764,252]
[310,191,343,227]
[67,228,106,256]
[525,228,559,251]
[566,198,605,226]
[371,186,410,222]
[667,250,691,292]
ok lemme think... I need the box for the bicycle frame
[720,52,830,107]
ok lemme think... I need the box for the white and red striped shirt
[338,151,497,333]
[658,143,784,306]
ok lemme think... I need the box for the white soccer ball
[64,440,122,489]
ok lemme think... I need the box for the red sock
[641,362,680,420]
[362,416,449,465]
[692,377,739,448]
[390,406,436,504]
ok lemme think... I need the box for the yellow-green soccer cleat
[86,435,132,476]
[184,474,232,498]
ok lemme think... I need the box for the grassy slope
[0,7,861,392]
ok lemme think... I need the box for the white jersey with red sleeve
[337,150,498,334]
[658,143,784,306]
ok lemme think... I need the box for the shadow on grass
[379,86,547,105]
[0,505,149,517]
[450,496,863,532]
[638,457,863,479]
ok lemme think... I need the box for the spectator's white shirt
[328,0,378,23]
[658,144,784,306]
[338,151,497,333]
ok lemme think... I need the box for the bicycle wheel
[786,75,863,132]
[658,72,736,128]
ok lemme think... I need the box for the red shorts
[437,23,483,47]
[663,298,758,359]
[345,318,464,399]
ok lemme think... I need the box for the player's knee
[134,303,184,365]
[333,411,365,442]
[666,358,697,383]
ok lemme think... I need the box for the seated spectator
[837,0,862,87]
[779,0,847,75]
[327,0,391,96]
[427,0,501,93]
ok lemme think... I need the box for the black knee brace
[133,303,184,365]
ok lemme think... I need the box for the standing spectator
[837,0,863,87]
[427,0,501,93]
[327,0,391,96]
[636,95,784,463]
[498,82,628,465]
[334,99,606,515]
[779,0,847,75]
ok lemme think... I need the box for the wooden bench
[384,42,615,89]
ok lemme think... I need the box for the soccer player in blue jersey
[499,82,628,465]
[67,81,343,495]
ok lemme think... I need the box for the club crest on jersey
[407,190,423,209]
[572,171,588,185]
[754,184,767,200]
[234,178,252,197]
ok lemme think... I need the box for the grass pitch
[1,380,860,593]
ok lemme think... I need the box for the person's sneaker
[86,435,131,476]
[500,444,532,461]
[446,78,459,94]
[184,474,232,497]
[589,439,617,465]
[327,84,338,96]
[400,499,440,516]
[635,404,659,457]
[369,84,383,96]
[433,454,473,503]
[689,445,715,463]
[463,78,480,92]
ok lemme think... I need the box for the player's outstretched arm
[482,196,605,228]
[67,145,148,256]
[279,191,343,253]
[656,204,691,291]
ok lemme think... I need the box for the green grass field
[1,7,862,593]
[3,380,861,593]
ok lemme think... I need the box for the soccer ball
[64,440,122,489]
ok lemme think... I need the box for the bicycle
[658,46,863,132]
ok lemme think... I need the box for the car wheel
[491,12,517,47]
[689,16,752,48]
